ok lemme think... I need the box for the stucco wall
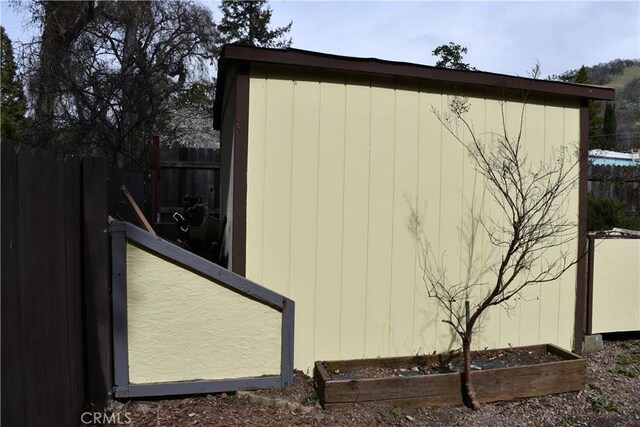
[126,243,281,384]
[245,64,581,371]
[591,238,640,333]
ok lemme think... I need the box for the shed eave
[220,44,615,98]
[213,45,615,129]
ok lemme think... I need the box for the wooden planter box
[314,344,585,409]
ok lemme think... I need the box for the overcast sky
[1,1,638,78]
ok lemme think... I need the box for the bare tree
[21,0,218,169]
[409,94,580,409]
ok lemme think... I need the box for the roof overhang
[214,44,615,129]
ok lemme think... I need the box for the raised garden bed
[313,344,585,409]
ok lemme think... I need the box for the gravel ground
[112,338,640,426]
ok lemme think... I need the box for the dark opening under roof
[214,44,615,129]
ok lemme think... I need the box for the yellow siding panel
[536,103,565,345]
[339,79,371,359]
[289,76,321,372]
[314,76,346,360]
[497,101,527,348]
[261,75,294,296]
[126,243,280,383]
[517,101,546,346]
[246,67,582,371]
[365,80,395,358]
[592,239,640,333]
[246,65,267,283]
[435,93,468,351]
[472,98,504,352]
[389,87,419,356]
[413,90,443,354]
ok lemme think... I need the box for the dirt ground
[109,338,640,426]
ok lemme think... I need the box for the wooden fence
[1,141,224,424]
[1,140,142,426]
[2,142,85,426]
[154,147,220,240]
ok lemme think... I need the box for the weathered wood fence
[1,140,221,425]
[1,140,142,426]
[154,146,220,240]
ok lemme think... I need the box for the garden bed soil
[314,344,585,408]
[323,347,564,380]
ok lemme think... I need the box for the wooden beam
[120,185,155,235]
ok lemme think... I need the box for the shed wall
[591,238,640,333]
[125,243,281,383]
[245,64,581,371]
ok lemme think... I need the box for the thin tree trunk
[462,336,480,410]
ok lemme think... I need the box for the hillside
[557,59,640,151]
[604,65,640,91]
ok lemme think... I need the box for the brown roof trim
[219,44,615,102]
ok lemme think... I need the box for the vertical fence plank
[39,149,61,423]
[16,146,47,426]
[2,142,89,426]
[65,155,84,421]
[51,154,71,424]
[83,157,112,402]
[1,141,26,426]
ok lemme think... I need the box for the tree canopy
[432,42,476,71]
[571,66,604,149]
[218,0,292,48]
[1,26,26,141]
[12,0,293,165]
[20,0,219,169]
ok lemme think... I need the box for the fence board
[83,157,112,402]
[64,155,85,420]
[16,147,47,425]
[51,154,70,424]
[0,140,185,423]
[1,141,101,425]
[155,147,220,241]
[1,141,27,426]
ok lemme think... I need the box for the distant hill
[555,59,640,151]
[601,64,640,91]
[584,59,640,86]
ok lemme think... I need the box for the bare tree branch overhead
[21,1,218,170]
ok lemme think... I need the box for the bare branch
[414,92,579,409]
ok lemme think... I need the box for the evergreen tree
[575,66,603,149]
[0,26,26,141]
[218,0,292,48]
[602,102,617,151]
[432,42,476,71]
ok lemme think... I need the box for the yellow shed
[213,45,615,373]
